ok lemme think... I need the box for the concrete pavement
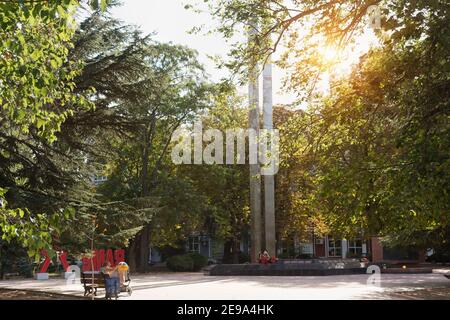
[0,270,449,300]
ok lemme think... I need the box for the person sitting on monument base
[259,249,277,264]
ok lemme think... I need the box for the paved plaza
[0,270,449,300]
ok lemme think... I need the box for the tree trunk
[0,245,4,280]
[138,225,150,273]
[90,218,95,300]
[129,121,154,273]
[232,239,241,264]
[127,113,181,273]
[126,241,137,273]
[222,240,233,264]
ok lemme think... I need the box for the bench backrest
[81,272,105,285]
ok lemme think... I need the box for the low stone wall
[209,261,367,276]
[380,268,433,274]
[280,258,363,269]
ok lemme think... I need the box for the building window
[328,237,342,257]
[300,243,314,255]
[348,239,363,256]
[93,175,107,185]
[188,236,200,253]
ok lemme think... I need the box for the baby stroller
[117,262,133,296]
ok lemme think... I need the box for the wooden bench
[80,272,106,296]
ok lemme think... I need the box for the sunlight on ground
[1,272,449,300]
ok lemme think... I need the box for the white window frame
[188,236,201,253]
[348,239,363,256]
[328,237,342,257]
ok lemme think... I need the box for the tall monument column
[263,59,276,256]
[248,23,262,263]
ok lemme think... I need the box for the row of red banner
[39,249,125,273]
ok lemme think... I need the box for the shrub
[167,253,208,272]
[222,252,251,264]
[427,252,450,263]
[238,252,250,263]
[277,252,291,259]
[0,243,34,278]
[186,253,208,271]
[159,245,186,262]
[17,257,33,278]
[166,255,194,272]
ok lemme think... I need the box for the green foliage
[0,188,73,260]
[186,252,208,271]
[197,0,450,248]
[192,0,386,84]
[0,0,92,141]
[58,11,216,270]
[427,251,450,263]
[167,253,208,272]
[0,240,34,279]
[166,254,195,272]
[312,2,450,242]
[149,176,208,248]
[0,0,113,259]
[275,107,329,241]
[238,252,250,263]
[88,0,112,11]
[176,97,251,254]
[222,251,250,264]
[2,0,447,267]
[0,1,215,264]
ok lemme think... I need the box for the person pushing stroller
[103,261,119,299]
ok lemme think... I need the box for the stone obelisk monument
[263,59,276,256]
[248,22,262,263]
[248,24,276,261]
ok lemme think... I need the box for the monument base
[35,272,49,280]
[381,267,432,274]
[209,259,367,276]
[64,271,76,279]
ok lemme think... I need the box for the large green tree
[65,12,216,271]
[0,0,106,259]
[197,0,450,249]
[181,98,251,263]
[311,2,450,245]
